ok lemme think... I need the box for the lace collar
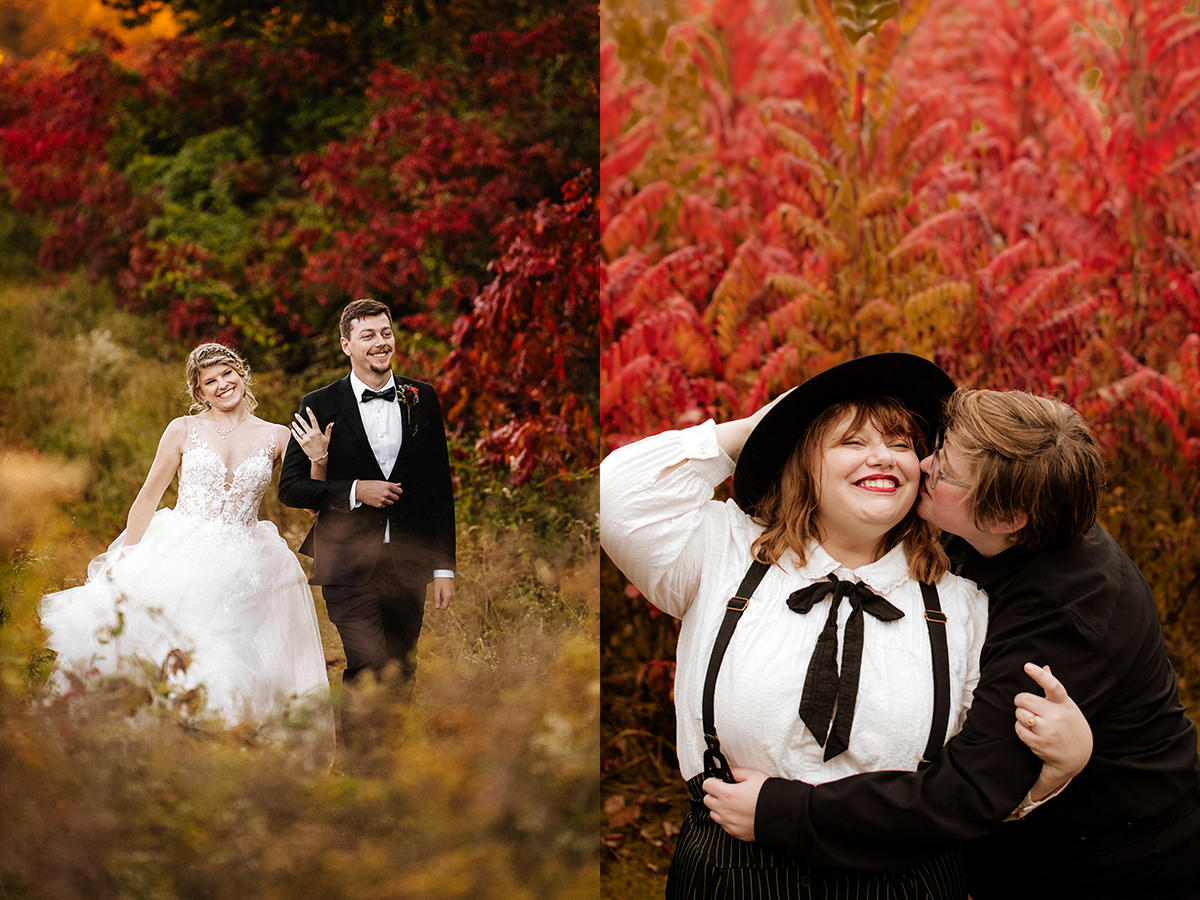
[788,540,914,597]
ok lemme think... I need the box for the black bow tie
[787,574,905,761]
[360,386,396,403]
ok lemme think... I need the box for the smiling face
[812,409,921,550]
[340,312,395,385]
[196,362,246,412]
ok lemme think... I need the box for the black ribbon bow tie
[361,386,396,403]
[787,573,905,761]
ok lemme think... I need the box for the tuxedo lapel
[386,377,419,482]
[333,376,387,480]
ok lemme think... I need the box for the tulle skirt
[40,507,334,757]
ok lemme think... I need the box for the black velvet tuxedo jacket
[278,374,456,587]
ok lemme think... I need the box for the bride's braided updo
[185,343,259,414]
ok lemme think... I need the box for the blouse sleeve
[954,581,989,732]
[599,420,739,619]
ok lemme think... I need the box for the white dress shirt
[348,370,403,476]
[599,420,988,784]
[347,370,452,580]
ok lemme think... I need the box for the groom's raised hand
[355,480,404,508]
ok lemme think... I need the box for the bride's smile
[199,365,246,411]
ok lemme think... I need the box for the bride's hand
[291,408,333,461]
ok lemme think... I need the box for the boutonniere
[396,383,420,426]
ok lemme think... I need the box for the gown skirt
[40,505,334,745]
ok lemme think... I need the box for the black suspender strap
[918,580,950,769]
[701,560,770,783]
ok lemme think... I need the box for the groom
[280,298,456,688]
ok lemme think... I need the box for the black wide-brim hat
[733,353,955,513]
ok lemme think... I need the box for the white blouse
[600,420,989,784]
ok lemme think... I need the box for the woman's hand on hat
[750,387,796,426]
[716,388,797,462]
[702,767,769,842]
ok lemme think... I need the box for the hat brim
[733,353,956,513]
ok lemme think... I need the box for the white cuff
[349,480,361,510]
[681,419,734,469]
[1005,777,1073,821]
[643,420,735,487]
[433,570,454,579]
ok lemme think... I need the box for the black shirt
[756,525,1200,880]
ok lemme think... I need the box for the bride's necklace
[210,414,248,439]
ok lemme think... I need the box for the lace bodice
[176,418,277,526]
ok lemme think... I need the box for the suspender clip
[924,608,947,624]
[726,596,749,612]
[702,738,735,784]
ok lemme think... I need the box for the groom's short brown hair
[945,389,1105,550]
[339,298,391,339]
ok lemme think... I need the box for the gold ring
[1025,714,1038,730]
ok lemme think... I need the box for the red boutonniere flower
[396,384,419,407]
[396,383,419,425]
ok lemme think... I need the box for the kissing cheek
[844,470,918,519]
[821,448,920,527]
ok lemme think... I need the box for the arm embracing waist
[755,590,1077,867]
[756,750,1023,870]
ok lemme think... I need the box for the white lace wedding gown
[41,418,334,752]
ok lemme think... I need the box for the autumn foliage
[601,0,1200,872]
[0,1,597,487]
[442,172,600,485]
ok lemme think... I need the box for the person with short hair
[601,358,1091,898]
[706,388,1200,899]
[279,299,456,703]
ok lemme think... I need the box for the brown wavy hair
[750,398,949,583]
[185,343,258,414]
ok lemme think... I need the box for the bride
[40,343,334,755]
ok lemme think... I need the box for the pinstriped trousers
[666,777,967,900]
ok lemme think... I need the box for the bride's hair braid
[185,343,259,414]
